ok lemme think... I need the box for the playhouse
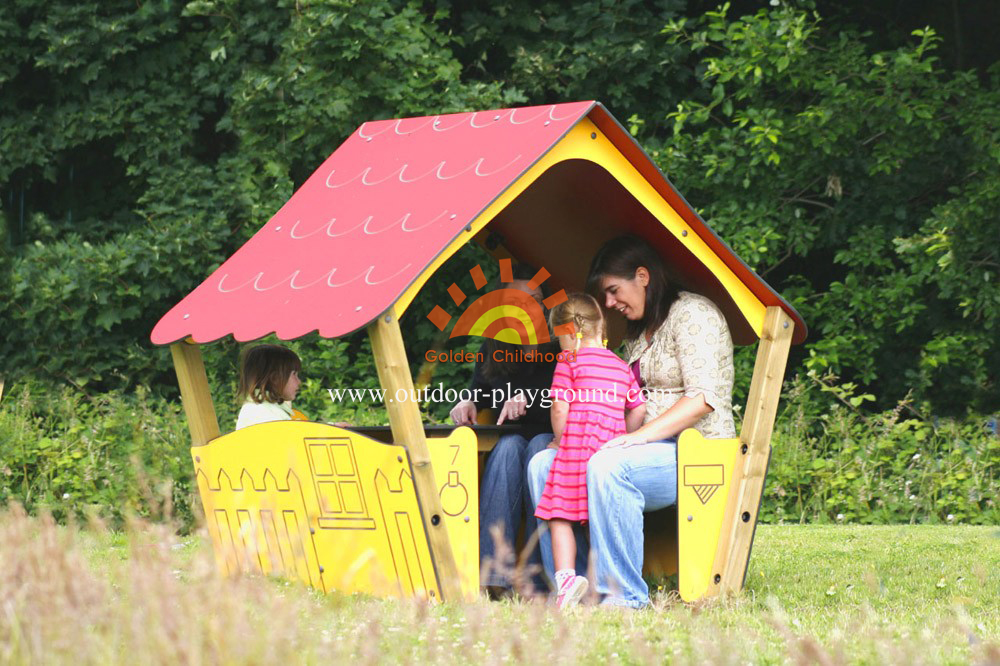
[151,101,806,602]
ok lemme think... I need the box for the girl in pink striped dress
[535,294,646,607]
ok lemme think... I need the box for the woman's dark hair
[480,262,558,379]
[237,344,302,404]
[586,234,680,340]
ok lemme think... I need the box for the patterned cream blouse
[623,291,736,439]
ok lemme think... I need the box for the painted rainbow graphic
[426,259,572,344]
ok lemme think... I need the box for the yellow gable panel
[393,119,766,342]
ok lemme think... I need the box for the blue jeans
[480,432,554,589]
[527,440,678,607]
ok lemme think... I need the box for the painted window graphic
[426,258,572,344]
[305,437,377,529]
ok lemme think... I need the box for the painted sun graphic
[426,258,573,344]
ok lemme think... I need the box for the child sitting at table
[235,344,307,429]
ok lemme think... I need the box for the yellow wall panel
[677,429,741,602]
[193,421,479,600]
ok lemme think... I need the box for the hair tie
[575,331,583,339]
[602,338,608,348]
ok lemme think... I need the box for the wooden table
[346,424,523,452]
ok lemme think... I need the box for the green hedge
[0,383,196,530]
[1,377,996,531]
[763,376,1000,524]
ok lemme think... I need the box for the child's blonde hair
[238,344,301,404]
[548,293,605,350]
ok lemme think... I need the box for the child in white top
[235,344,305,430]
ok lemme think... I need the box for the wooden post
[706,306,794,596]
[368,311,463,602]
[170,341,220,448]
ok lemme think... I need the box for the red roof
[151,102,595,344]
[151,101,807,346]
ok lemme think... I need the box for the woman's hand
[449,399,477,426]
[626,395,712,444]
[603,433,647,449]
[496,394,528,425]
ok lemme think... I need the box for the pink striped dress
[535,348,645,522]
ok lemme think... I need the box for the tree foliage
[652,5,999,412]
[1,0,997,416]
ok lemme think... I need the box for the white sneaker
[556,575,588,608]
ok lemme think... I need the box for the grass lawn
[2,509,998,664]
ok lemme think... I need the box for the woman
[528,234,735,608]
[450,264,558,596]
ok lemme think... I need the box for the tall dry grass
[1,504,998,665]
[0,504,314,665]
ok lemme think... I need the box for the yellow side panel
[393,118,765,339]
[193,421,479,600]
[676,429,741,602]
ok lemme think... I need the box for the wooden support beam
[368,311,463,602]
[706,306,794,597]
[170,341,220,448]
